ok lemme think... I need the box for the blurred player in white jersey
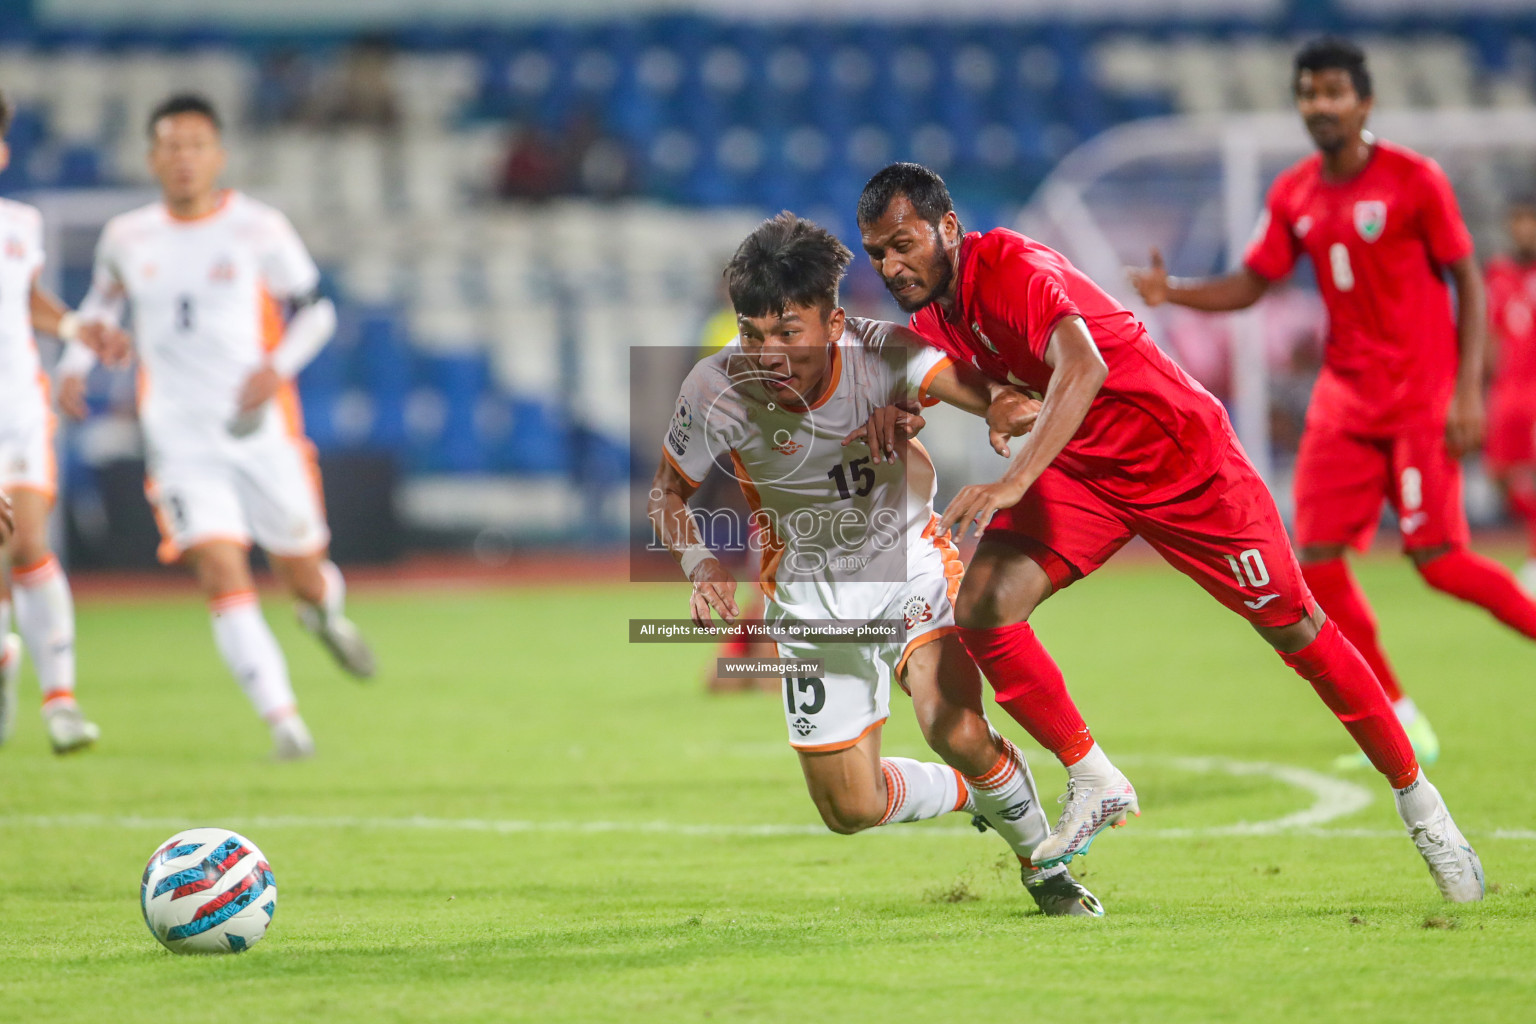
[0,89,132,754]
[650,214,1103,915]
[59,94,375,760]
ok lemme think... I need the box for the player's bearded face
[883,237,953,313]
[860,203,956,313]
[1295,68,1369,155]
[734,306,841,406]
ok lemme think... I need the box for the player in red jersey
[1484,198,1536,591]
[856,161,1483,901]
[1131,38,1536,771]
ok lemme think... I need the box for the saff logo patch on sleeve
[1354,201,1387,243]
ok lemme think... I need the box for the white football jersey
[664,317,954,623]
[0,197,47,423]
[84,191,320,446]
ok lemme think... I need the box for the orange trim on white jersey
[779,343,842,413]
[790,715,887,754]
[661,447,702,489]
[730,450,783,601]
[917,356,954,408]
[164,190,233,224]
[894,625,961,683]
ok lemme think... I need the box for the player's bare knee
[816,794,881,835]
[1256,606,1324,653]
[1409,544,1453,569]
[8,524,50,568]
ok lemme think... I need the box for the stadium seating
[3,13,1531,539]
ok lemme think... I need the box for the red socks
[1417,548,1536,639]
[1503,474,1536,557]
[1279,619,1419,789]
[957,621,1095,766]
[1300,558,1404,703]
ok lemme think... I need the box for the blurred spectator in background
[497,119,563,199]
[252,48,315,126]
[1484,197,1536,590]
[496,108,633,201]
[314,37,399,130]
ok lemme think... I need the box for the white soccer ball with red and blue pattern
[140,828,277,954]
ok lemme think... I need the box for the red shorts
[985,441,1312,629]
[1294,420,1467,553]
[1485,389,1536,474]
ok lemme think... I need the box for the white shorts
[776,530,963,752]
[0,400,57,501]
[145,427,329,564]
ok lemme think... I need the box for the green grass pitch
[1,553,1534,1022]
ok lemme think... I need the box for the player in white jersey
[650,213,1103,915]
[58,94,375,760]
[0,89,133,753]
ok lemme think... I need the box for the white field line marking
[0,757,1527,841]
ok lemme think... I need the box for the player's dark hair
[147,93,222,137]
[724,212,852,320]
[1294,37,1372,101]
[0,89,11,137]
[856,162,958,230]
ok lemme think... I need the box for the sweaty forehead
[862,204,927,249]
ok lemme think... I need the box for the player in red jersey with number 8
[858,160,1483,902]
[1132,38,1536,772]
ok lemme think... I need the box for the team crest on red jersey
[1354,201,1387,243]
[970,322,997,353]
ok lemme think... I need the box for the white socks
[312,560,346,624]
[966,736,1052,863]
[1065,742,1116,783]
[210,591,297,722]
[12,556,76,703]
[1394,772,1444,828]
[878,757,972,825]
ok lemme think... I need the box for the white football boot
[0,633,21,746]
[270,713,315,761]
[43,700,100,755]
[1403,798,1485,902]
[1030,769,1139,867]
[298,605,376,680]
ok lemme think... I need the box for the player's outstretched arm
[1446,255,1488,457]
[1128,247,1270,312]
[938,316,1105,541]
[648,456,740,627]
[922,360,1042,457]
[29,278,132,366]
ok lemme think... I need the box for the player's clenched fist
[985,391,1041,458]
[938,478,1028,542]
[1127,247,1170,307]
[688,557,740,627]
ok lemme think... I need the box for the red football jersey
[909,229,1235,505]
[1244,140,1473,435]
[1487,256,1536,402]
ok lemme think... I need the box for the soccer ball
[140,828,277,954]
